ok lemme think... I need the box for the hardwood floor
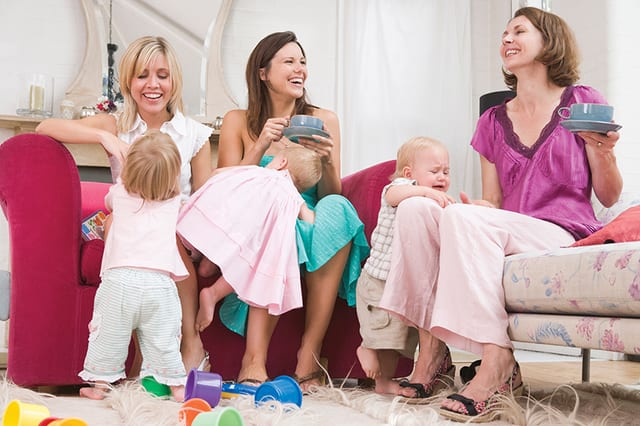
[520,360,640,389]
[452,359,640,390]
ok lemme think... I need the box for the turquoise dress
[219,156,370,335]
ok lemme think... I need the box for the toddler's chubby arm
[298,203,315,224]
[385,184,456,208]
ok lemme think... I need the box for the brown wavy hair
[503,7,580,90]
[245,31,317,139]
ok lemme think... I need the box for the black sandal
[460,359,481,384]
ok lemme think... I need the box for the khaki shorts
[355,270,418,359]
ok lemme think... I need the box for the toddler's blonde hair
[392,136,448,179]
[121,130,181,201]
[282,145,322,193]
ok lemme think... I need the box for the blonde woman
[36,36,213,373]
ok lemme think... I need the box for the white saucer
[560,119,622,134]
[283,126,329,143]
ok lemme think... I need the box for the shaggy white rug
[0,378,639,426]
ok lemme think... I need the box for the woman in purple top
[378,7,622,422]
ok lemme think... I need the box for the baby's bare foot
[196,286,220,331]
[356,345,381,379]
[79,384,109,400]
[171,385,185,402]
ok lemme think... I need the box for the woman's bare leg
[295,243,350,391]
[238,307,279,384]
[176,237,208,372]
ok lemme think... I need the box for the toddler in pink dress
[177,145,321,331]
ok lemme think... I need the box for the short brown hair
[121,130,181,201]
[504,7,580,90]
[281,145,322,193]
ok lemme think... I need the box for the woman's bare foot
[237,362,269,386]
[79,382,110,400]
[294,346,325,392]
[440,346,517,413]
[171,385,185,402]
[356,344,381,379]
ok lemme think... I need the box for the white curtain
[338,0,477,198]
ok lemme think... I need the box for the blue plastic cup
[253,375,302,407]
[185,368,223,408]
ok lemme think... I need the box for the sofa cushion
[504,241,640,317]
[80,239,104,286]
[572,205,640,247]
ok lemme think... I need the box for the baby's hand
[298,204,315,223]
[423,187,456,207]
[460,191,495,208]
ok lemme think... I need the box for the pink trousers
[379,197,575,355]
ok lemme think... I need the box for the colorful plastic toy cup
[221,382,258,399]
[141,376,171,398]
[254,375,302,407]
[192,407,244,426]
[47,419,88,426]
[37,418,60,426]
[185,368,223,408]
[178,397,212,426]
[2,400,50,426]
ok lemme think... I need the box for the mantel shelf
[0,114,219,168]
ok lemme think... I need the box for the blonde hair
[117,36,184,133]
[121,130,181,201]
[281,145,322,193]
[393,136,448,179]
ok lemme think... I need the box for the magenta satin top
[471,85,606,239]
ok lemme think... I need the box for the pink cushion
[572,206,640,246]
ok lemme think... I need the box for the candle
[29,84,45,111]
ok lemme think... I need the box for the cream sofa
[504,192,640,381]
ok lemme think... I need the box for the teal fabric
[219,156,370,336]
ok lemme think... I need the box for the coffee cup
[289,115,323,130]
[2,399,50,426]
[557,103,614,122]
[192,407,244,426]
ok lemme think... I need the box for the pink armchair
[0,133,410,387]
